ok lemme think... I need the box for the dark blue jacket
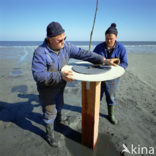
[93,41,128,69]
[32,40,104,89]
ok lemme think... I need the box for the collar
[43,39,60,55]
[104,41,119,50]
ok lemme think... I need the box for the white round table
[62,61,125,81]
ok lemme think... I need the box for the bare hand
[61,70,74,82]
[107,58,120,66]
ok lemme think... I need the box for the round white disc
[62,61,125,82]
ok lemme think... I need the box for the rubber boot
[55,111,69,124]
[55,111,62,123]
[45,123,58,147]
[107,105,118,125]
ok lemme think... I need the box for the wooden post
[81,81,101,149]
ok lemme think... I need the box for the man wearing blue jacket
[32,21,120,147]
[94,23,128,125]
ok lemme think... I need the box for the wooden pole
[81,81,101,149]
[89,0,98,51]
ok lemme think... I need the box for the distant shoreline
[0,41,156,46]
[0,41,156,54]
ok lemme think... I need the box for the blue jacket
[93,41,128,69]
[32,40,104,89]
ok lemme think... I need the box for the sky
[0,0,156,41]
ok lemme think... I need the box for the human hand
[106,58,120,66]
[61,70,74,82]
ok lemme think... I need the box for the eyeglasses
[56,36,66,43]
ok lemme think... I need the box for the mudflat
[0,51,156,156]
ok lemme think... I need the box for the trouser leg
[100,82,105,101]
[105,78,120,106]
[103,78,120,124]
[55,85,66,123]
[55,87,65,113]
[39,88,58,147]
[39,88,58,123]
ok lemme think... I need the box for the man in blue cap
[32,21,120,147]
[94,23,128,125]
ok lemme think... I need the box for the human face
[105,34,117,48]
[48,33,66,50]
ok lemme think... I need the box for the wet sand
[0,51,156,156]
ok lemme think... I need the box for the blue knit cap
[105,23,118,36]
[47,21,65,37]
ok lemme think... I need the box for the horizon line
[0,40,156,42]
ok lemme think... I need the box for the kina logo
[121,144,155,155]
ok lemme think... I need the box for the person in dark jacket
[94,23,128,125]
[32,21,120,147]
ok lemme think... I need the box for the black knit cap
[105,23,118,36]
[47,21,65,37]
